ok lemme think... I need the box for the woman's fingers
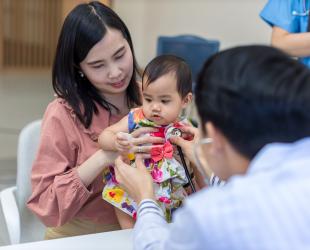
[129,127,165,154]
[130,127,158,138]
[132,136,164,146]
[117,140,130,147]
[132,145,153,154]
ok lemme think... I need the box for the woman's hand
[169,126,200,164]
[130,127,165,157]
[114,155,155,204]
[77,149,118,187]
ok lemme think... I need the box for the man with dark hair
[114,45,310,249]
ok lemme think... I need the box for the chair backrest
[16,120,45,242]
[156,35,220,86]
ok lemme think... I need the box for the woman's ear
[182,92,193,108]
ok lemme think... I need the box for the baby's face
[142,73,189,126]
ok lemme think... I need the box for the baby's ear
[182,92,193,108]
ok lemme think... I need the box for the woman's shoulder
[43,98,77,126]
[44,98,112,141]
[46,97,69,110]
[45,98,74,116]
[37,99,78,144]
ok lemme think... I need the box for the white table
[0,229,133,250]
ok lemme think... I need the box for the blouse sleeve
[27,102,91,227]
[260,0,300,33]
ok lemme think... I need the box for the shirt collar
[247,137,310,175]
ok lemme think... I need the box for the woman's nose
[108,65,121,80]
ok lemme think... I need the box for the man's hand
[114,155,156,204]
[169,126,200,164]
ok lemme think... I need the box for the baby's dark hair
[142,55,192,98]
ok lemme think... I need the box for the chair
[0,120,45,244]
[156,35,220,86]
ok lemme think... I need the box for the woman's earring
[78,71,84,78]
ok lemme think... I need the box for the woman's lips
[110,80,125,89]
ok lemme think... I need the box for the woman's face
[79,28,134,98]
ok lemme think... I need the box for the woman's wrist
[99,150,117,168]
[77,149,114,187]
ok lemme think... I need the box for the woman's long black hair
[52,1,141,128]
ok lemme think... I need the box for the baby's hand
[115,132,132,153]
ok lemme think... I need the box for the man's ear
[205,122,250,179]
[182,92,193,108]
[205,122,226,154]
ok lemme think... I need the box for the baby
[99,55,193,228]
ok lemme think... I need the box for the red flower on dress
[158,197,171,204]
[151,166,163,182]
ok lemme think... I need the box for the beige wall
[113,0,271,67]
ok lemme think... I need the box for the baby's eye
[144,97,152,103]
[161,100,170,104]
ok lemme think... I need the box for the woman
[260,0,310,67]
[27,1,164,239]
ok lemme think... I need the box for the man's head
[196,45,310,179]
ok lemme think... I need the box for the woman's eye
[93,64,104,69]
[115,53,124,60]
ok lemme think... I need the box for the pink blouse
[27,98,123,227]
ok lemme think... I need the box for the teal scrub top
[260,0,310,67]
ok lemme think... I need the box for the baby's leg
[114,207,135,229]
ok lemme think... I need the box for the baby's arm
[98,115,130,152]
[114,207,135,229]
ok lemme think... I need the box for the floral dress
[102,108,191,221]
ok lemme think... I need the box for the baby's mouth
[152,114,162,120]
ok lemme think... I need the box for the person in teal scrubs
[260,0,310,67]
